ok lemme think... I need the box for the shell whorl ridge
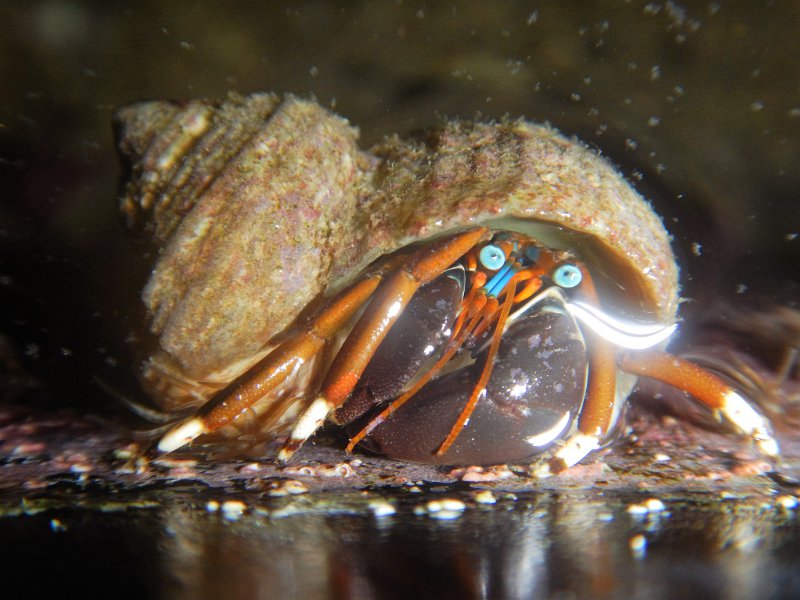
[115,93,679,404]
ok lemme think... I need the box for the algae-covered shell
[114,92,678,411]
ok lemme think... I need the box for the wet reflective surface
[1,401,798,600]
[2,486,799,600]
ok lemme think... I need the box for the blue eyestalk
[553,263,582,288]
[485,263,518,297]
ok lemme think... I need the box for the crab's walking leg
[157,275,382,453]
[533,334,617,477]
[534,266,618,477]
[619,350,779,458]
[436,277,519,456]
[277,226,490,462]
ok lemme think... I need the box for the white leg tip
[277,396,331,462]
[722,391,780,458]
[756,435,781,459]
[158,418,206,453]
[532,432,599,478]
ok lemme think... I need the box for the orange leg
[619,350,778,457]
[157,275,382,453]
[344,287,493,453]
[160,227,489,456]
[533,264,620,477]
[451,271,488,337]
[277,227,490,461]
[533,333,618,477]
[347,268,541,458]
[436,276,519,455]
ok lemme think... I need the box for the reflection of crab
[115,93,778,475]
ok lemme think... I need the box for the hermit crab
[115,93,778,475]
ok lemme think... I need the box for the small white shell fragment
[281,465,317,477]
[629,534,647,558]
[455,465,515,482]
[653,453,670,462]
[368,500,397,517]
[266,479,309,497]
[315,462,354,477]
[206,500,220,512]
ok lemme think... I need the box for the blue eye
[553,264,582,288]
[479,244,506,270]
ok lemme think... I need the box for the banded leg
[278,227,490,461]
[435,276,520,455]
[157,275,382,453]
[619,350,779,457]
